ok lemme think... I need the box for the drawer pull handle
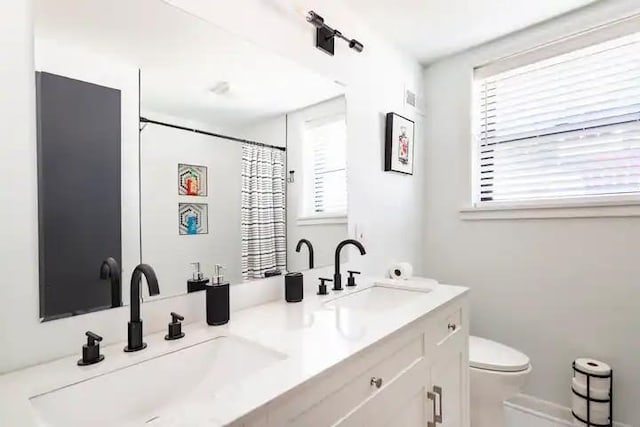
[433,385,443,423]
[427,390,437,427]
[370,377,383,388]
[447,323,457,332]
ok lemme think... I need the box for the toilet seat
[470,336,530,373]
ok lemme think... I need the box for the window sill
[296,214,347,226]
[460,198,640,220]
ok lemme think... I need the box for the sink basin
[30,336,286,427]
[324,285,429,312]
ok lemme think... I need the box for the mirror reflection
[34,0,349,320]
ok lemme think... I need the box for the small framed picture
[178,163,208,196]
[384,112,415,175]
[178,203,209,235]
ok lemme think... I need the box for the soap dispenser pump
[206,264,230,326]
[187,262,210,293]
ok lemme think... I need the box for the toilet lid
[469,336,530,372]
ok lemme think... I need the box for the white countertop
[0,277,468,426]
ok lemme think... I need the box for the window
[302,115,347,218]
[473,31,640,207]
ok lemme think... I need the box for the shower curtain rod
[139,117,287,152]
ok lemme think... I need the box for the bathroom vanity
[0,278,469,426]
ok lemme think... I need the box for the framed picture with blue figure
[178,203,209,235]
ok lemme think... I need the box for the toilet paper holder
[571,361,613,427]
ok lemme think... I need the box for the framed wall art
[384,112,415,175]
[178,203,209,235]
[178,163,208,196]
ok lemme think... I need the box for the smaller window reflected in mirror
[302,114,348,220]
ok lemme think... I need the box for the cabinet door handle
[370,377,383,388]
[433,385,443,423]
[427,390,437,427]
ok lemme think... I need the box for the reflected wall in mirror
[34,0,141,320]
[139,1,348,290]
[34,0,349,320]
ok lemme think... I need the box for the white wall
[140,121,243,295]
[0,0,424,373]
[422,1,640,423]
[236,115,287,149]
[286,97,349,272]
[34,38,140,306]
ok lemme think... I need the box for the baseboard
[505,393,632,427]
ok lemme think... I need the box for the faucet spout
[100,257,122,308]
[130,264,160,322]
[125,264,160,352]
[333,239,366,291]
[296,239,314,269]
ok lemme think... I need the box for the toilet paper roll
[389,262,413,280]
[574,358,611,391]
[572,377,609,400]
[572,393,609,425]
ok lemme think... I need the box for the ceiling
[342,0,599,63]
[34,0,344,128]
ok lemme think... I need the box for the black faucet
[124,264,160,352]
[296,239,314,269]
[333,239,366,291]
[100,257,122,308]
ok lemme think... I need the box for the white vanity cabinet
[426,303,468,427]
[239,295,469,427]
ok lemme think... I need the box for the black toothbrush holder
[285,272,304,303]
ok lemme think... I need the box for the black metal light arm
[306,11,364,56]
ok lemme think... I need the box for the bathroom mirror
[34,0,349,320]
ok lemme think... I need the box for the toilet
[469,336,532,427]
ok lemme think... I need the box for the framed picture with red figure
[384,112,415,175]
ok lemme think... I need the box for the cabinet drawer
[336,358,429,427]
[284,334,425,426]
[432,306,462,347]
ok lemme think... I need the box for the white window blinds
[474,31,640,204]
[303,115,347,216]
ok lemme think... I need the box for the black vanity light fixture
[306,11,364,56]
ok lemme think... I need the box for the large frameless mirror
[34,0,349,320]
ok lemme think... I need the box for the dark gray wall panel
[36,72,122,320]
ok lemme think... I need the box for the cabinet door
[429,333,468,427]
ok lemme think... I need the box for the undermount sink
[30,336,286,427]
[324,285,430,312]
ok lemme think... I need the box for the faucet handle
[165,312,185,341]
[78,331,104,366]
[86,331,103,346]
[318,278,333,296]
[347,270,361,287]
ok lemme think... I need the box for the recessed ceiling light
[210,81,231,95]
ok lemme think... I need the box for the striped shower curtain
[241,143,286,279]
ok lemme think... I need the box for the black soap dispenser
[187,262,210,293]
[206,264,230,326]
